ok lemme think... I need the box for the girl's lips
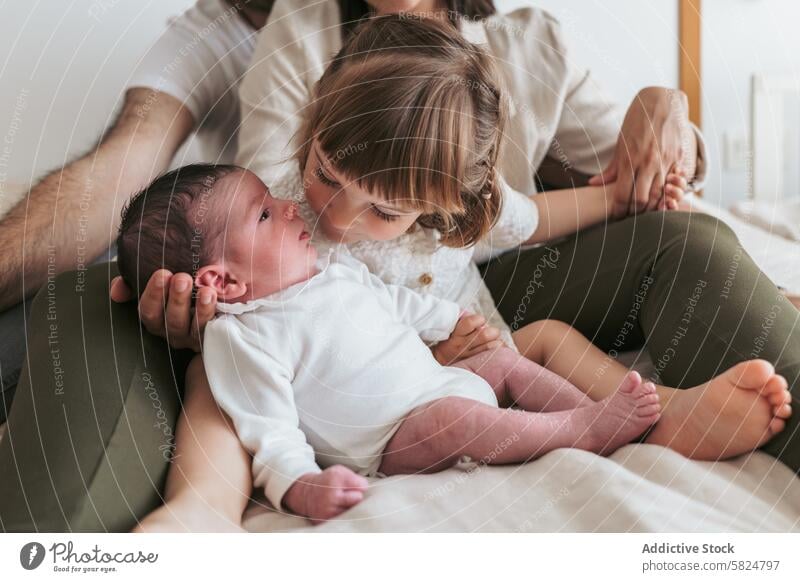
[299,231,310,240]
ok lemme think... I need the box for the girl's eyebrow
[314,144,416,215]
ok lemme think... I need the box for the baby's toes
[636,403,661,418]
[632,380,656,399]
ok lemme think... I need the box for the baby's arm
[350,261,461,342]
[202,318,365,520]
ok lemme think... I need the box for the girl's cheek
[369,217,418,241]
[304,183,327,215]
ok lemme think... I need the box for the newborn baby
[116,164,662,522]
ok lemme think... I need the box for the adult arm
[0,88,193,311]
[523,173,686,246]
[538,13,706,213]
[588,86,705,216]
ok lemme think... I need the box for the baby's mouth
[299,230,310,241]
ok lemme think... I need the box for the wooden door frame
[679,0,702,128]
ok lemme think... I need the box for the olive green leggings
[481,210,800,470]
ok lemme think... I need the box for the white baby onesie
[203,250,498,510]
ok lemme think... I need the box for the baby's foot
[645,360,792,460]
[576,372,661,455]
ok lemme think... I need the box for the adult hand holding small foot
[589,86,698,218]
[283,466,369,523]
[110,270,218,352]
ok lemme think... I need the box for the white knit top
[270,166,539,349]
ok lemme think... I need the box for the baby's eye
[259,209,270,222]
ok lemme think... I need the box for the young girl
[133,15,790,531]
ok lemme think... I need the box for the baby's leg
[379,379,660,475]
[452,345,594,411]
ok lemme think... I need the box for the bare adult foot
[577,372,661,455]
[645,360,792,460]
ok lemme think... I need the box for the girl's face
[303,140,423,244]
[366,1,446,16]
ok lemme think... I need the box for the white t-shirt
[127,0,257,163]
[203,249,497,509]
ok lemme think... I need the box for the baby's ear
[195,264,247,301]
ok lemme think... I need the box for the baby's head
[117,164,317,304]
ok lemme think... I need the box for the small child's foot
[576,372,661,455]
[645,359,791,460]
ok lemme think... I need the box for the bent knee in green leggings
[481,210,800,472]
[0,262,194,532]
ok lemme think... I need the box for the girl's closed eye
[371,205,399,223]
[315,166,340,189]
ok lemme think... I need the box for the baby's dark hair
[116,163,240,298]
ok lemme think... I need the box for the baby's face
[209,169,318,301]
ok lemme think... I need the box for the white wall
[0,0,194,203]
[0,0,677,197]
[702,0,800,205]
[499,0,679,108]
[5,1,796,208]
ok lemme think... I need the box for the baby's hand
[432,311,503,366]
[283,465,368,523]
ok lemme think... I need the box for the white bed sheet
[242,200,800,533]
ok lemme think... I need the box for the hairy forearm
[0,89,192,310]
[524,185,612,245]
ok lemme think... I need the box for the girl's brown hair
[298,14,507,248]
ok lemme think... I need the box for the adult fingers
[588,159,618,186]
[611,158,635,218]
[138,269,173,337]
[455,314,486,336]
[463,339,503,360]
[190,288,217,352]
[666,173,688,191]
[110,276,134,303]
[646,169,665,212]
[633,165,656,213]
[472,326,501,345]
[164,273,194,344]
